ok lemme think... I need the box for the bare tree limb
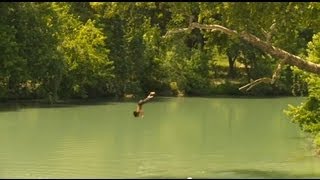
[164,27,191,36]
[164,22,320,91]
[271,59,285,84]
[239,60,285,92]
[261,22,276,43]
[239,78,271,92]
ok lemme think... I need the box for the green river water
[0,97,320,178]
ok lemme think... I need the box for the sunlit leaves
[56,10,113,97]
[286,31,320,152]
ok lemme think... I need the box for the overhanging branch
[165,22,320,91]
[165,22,320,75]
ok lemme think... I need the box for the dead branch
[239,78,272,92]
[239,59,285,91]
[271,59,285,84]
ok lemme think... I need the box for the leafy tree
[0,3,22,100]
[286,32,320,152]
[3,2,64,100]
[52,2,114,99]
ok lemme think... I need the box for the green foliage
[0,3,21,99]
[58,18,113,98]
[210,80,242,95]
[286,32,320,152]
[314,133,320,148]
[1,2,320,101]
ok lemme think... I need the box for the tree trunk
[227,55,237,78]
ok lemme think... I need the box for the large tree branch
[164,22,320,91]
[165,22,320,74]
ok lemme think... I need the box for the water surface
[0,97,319,178]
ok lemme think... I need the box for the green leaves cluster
[0,2,114,101]
[286,33,320,150]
